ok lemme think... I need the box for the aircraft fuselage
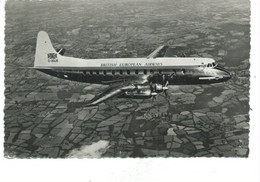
[38,57,231,85]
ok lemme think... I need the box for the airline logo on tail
[47,53,58,62]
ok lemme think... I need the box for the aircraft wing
[147,45,169,58]
[85,75,150,106]
[85,86,126,106]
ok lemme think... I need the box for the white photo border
[0,0,259,182]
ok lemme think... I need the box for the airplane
[34,31,232,106]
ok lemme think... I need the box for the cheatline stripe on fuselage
[34,65,205,70]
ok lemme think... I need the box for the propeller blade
[164,89,168,98]
[162,75,166,84]
[151,92,157,102]
[152,95,156,102]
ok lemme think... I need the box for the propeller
[162,74,169,97]
[150,74,169,102]
[163,81,169,97]
[151,92,157,102]
[149,82,158,102]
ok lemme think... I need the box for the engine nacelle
[121,84,166,98]
[134,84,166,92]
[151,83,168,93]
[123,89,157,98]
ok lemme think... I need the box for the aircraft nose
[215,66,232,81]
[222,70,232,80]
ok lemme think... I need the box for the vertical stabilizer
[34,31,57,68]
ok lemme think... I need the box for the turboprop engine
[121,83,168,99]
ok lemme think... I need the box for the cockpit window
[207,63,217,68]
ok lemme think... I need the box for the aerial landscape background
[4,0,250,158]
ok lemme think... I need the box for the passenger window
[159,70,162,74]
[127,70,130,75]
[120,70,123,75]
[144,70,147,74]
[89,70,93,75]
[135,70,139,74]
[112,70,115,75]
[103,70,107,75]
[96,70,99,75]
[150,69,154,74]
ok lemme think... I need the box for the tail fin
[34,31,57,68]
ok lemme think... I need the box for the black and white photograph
[4,0,251,158]
[1,0,260,181]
